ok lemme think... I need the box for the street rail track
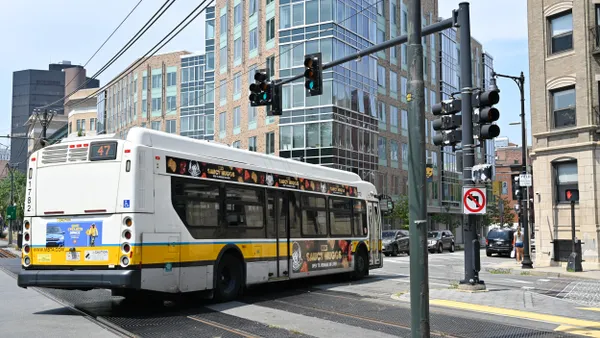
[0,248,19,259]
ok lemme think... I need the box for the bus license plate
[66,251,80,261]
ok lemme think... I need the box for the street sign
[5,206,16,221]
[519,173,532,187]
[463,187,487,214]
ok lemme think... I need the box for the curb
[483,266,599,280]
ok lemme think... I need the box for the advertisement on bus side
[291,239,353,273]
[45,221,103,248]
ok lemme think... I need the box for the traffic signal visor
[478,90,500,107]
[565,189,579,202]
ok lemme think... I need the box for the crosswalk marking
[206,301,399,338]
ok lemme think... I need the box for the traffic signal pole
[457,2,485,290]
[275,17,455,88]
[407,0,429,336]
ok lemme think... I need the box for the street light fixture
[492,70,533,270]
[509,122,521,126]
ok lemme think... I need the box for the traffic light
[268,80,282,116]
[304,53,323,96]
[432,97,462,146]
[473,89,501,140]
[249,69,273,106]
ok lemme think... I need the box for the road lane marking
[555,325,600,337]
[538,279,551,282]
[503,278,534,284]
[429,299,600,337]
[578,308,600,312]
[206,301,399,338]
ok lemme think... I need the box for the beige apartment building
[528,0,600,266]
[66,88,99,137]
[99,51,191,136]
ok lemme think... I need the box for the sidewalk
[0,264,119,337]
[485,259,600,280]
[394,287,600,337]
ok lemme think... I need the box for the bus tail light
[23,245,30,254]
[23,256,31,266]
[122,243,131,254]
[121,256,130,267]
[123,230,132,240]
[24,233,30,241]
[124,217,132,227]
[24,221,30,230]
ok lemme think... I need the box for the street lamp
[492,71,533,269]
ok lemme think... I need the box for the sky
[0,0,529,148]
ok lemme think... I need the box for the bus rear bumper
[17,269,141,290]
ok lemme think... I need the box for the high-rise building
[201,0,493,232]
[528,1,599,265]
[10,61,99,171]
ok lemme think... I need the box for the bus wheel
[215,254,243,302]
[352,247,368,280]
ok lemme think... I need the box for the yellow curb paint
[429,299,600,334]
[578,308,600,313]
[555,325,600,338]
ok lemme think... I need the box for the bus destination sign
[166,156,358,197]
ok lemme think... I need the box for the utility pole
[457,2,485,290]
[8,164,14,246]
[41,109,48,148]
[407,0,429,336]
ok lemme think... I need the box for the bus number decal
[26,180,32,212]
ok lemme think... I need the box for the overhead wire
[38,0,177,109]
[69,0,213,111]
[40,0,145,109]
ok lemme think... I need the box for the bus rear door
[267,190,290,280]
[368,202,382,267]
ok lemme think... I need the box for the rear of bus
[17,134,149,291]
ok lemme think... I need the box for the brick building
[494,142,533,227]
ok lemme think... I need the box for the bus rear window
[89,142,118,161]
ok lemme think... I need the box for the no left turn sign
[463,187,487,214]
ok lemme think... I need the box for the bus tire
[352,246,369,280]
[214,254,243,302]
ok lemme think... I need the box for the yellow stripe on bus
[26,240,368,267]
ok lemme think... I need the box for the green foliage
[390,195,409,229]
[0,169,27,221]
[485,195,515,228]
[431,212,461,233]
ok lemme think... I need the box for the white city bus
[18,127,384,301]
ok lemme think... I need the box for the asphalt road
[0,252,590,338]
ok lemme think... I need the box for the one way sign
[463,187,487,215]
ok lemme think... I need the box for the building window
[554,160,578,203]
[234,3,242,26]
[89,118,97,131]
[219,112,226,133]
[378,137,387,161]
[552,86,576,128]
[167,96,177,111]
[234,38,242,61]
[219,79,227,104]
[151,121,161,130]
[220,12,227,35]
[152,74,162,88]
[219,46,227,69]
[248,136,257,152]
[266,56,275,77]
[390,71,398,93]
[266,18,275,42]
[549,11,573,54]
[232,140,241,148]
[249,28,258,52]
[266,132,275,154]
[167,72,176,87]
[166,120,176,133]
[233,106,241,128]
[249,0,257,16]
[233,72,241,96]
[152,98,162,112]
[377,66,386,88]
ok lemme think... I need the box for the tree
[390,195,409,229]
[0,169,27,221]
[485,195,515,228]
[431,212,461,234]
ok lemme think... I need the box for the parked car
[486,228,515,257]
[382,230,410,256]
[427,230,455,253]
